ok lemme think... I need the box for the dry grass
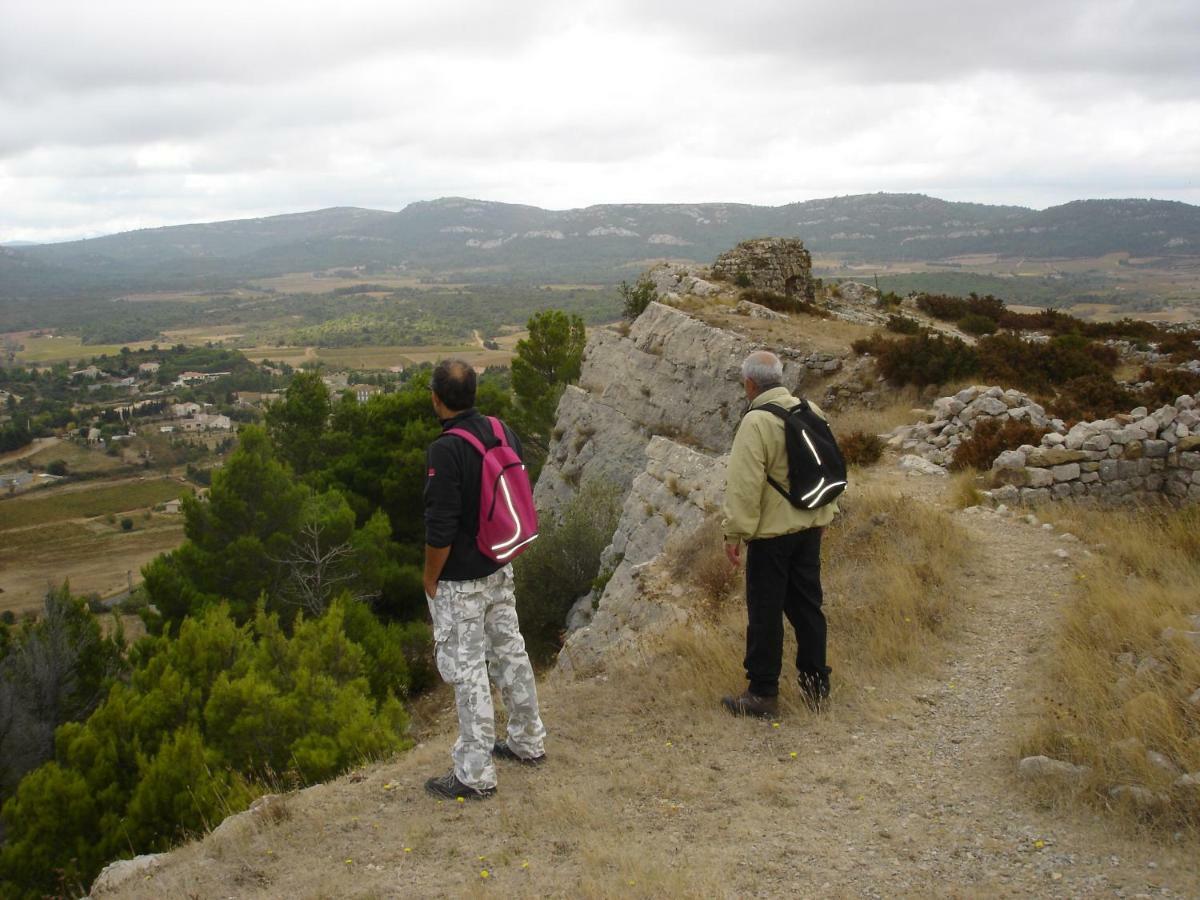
[949,468,985,509]
[1022,504,1200,829]
[655,485,972,715]
[830,386,925,437]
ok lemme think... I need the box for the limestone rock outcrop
[536,301,846,671]
[535,301,841,520]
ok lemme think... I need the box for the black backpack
[752,401,847,510]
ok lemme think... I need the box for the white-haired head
[740,350,782,389]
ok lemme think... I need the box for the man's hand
[424,544,451,600]
[724,541,741,567]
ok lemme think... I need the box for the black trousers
[744,527,829,698]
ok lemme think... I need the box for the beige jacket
[721,386,840,543]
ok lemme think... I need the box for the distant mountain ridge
[3,193,1200,300]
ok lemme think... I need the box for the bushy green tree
[265,370,331,476]
[0,600,412,899]
[511,310,585,450]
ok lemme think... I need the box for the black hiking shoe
[492,741,547,766]
[721,690,779,719]
[424,770,495,801]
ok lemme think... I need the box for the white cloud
[1,0,1198,242]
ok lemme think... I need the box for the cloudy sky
[2,0,1198,243]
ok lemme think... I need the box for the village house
[197,413,232,431]
[172,402,203,418]
[138,361,161,375]
[72,365,102,380]
[350,384,384,404]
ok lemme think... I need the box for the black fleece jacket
[424,408,524,582]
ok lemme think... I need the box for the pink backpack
[445,417,539,562]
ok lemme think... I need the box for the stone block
[1051,483,1073,500]
[1080,461,1100,472]
[1026,447,1088,466]
[1080,471,1100,484]
[1081,433,1112,452]
[1180,451,1200,470]
[1099,459,1119,482]
[1024,467,1054,488]
[1145,474,1164,491]
[1143,439,1169,458]
[1124,440,1144,459]
[1117,460,1138,478]
[1020,487,1050,506]
[1051,463,1081,482]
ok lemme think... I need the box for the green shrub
[950,418,1050,471]
[619,277,658,321]
[514,481,622,664]
[958,313,998,336]
[734,271,752,288]
[0,600,411,899]
[120,517,134,531]
[874,332,980,388]
[839,430,885,467]
[886,315,922,335]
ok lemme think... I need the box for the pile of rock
[711,238,816,301]
[887,385,1064,468]
[987,396,1200,506]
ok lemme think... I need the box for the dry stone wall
[887,385,1066,468]
[987,395,1200,506]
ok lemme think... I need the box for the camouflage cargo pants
[427,564,546,790]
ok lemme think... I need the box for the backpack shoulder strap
[485,416,509,448]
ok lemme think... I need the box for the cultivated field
[11,333,159,365]
[0,476,190,614]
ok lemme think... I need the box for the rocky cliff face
[535,300,845,671]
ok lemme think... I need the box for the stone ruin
[711,238,816,302]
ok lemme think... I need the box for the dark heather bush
[958,314,998,336]
[950,418,1051,471]
[976,333,1116,393]
[839,430,885,467]
[1135,367,1200,408]
[886,315,923,335]
[874,332,980,388]
[1048,375,1136,422]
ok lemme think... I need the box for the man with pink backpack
[422,359,547,800]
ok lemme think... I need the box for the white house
[138,362,161,375]
[172,402,202,418]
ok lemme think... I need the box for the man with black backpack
[423,359,547,801]
[721,350,845,718]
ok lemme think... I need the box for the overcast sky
[2,0,1198,243]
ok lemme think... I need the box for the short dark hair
[432,358,477,412]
